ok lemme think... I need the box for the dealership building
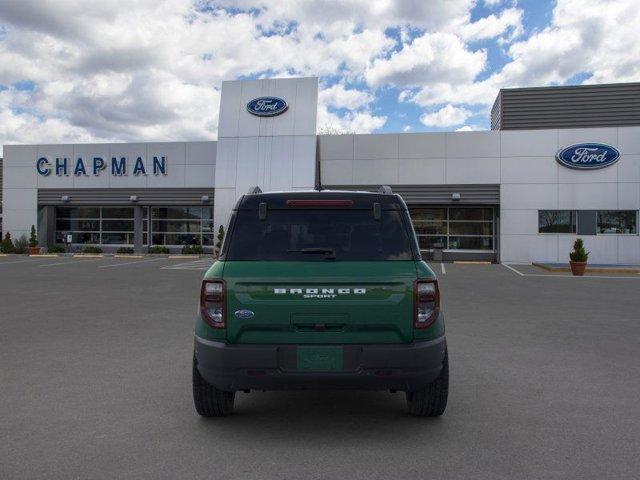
[1,78,639,264]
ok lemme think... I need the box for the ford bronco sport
[193,187,448,416]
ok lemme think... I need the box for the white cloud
[317,103,386,134]
[0,0,639,150]
[366,32,486,88]
[456,124,484,131]
[405,0,640,109]
[420,105,472,127]
[402,125,412,132]
[319,84,373,110]
[458,7,523,42]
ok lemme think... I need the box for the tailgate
[223,261,416,344]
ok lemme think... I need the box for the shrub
[116,247,135,254]
[216,225,225,250]
[148,245,170,254]
[13,235,29,254]
[1,233,14,253]
[569,238,589,262]
[48,244,66,253]
[29,225,38,247]
[82,246,103,254]
[182,244,204,255]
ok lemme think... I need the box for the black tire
[406,348,449,417]
[192,355,235,417]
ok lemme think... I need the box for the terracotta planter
[27,246,41,255]
[569,261,587,276]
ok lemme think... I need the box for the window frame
[538,210,578,235]
[409,206,495,252]
[596,210,639,235]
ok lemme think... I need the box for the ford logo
[246,97,288,117]
[556,143,620,170]
[234,309,255,319]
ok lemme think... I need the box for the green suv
[193,187,448,416]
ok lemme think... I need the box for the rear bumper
[194,336,446,392]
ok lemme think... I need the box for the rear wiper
[287,247,337,260]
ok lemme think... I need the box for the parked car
[193,187,448,416]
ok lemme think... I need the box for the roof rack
[378,185,393,195]
[248,186,262,194]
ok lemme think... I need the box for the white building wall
[2,141,216,240]
[320,127,640,265]
[213,77,318,230]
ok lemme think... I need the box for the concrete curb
[533,262,640,275]
[453,261,492,265]
[73,254,105,258]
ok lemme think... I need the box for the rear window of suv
[226,209,414,261]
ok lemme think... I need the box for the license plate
[296,346,343,371]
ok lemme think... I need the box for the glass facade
[597,210,637,234]
[150,206,214,246]
[56,207,139,245]
[538,210,638,235]
[538,210,577,233]
[409,207,495,251]
[55,205,214,247]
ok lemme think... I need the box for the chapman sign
[556,143,620,170]
[246,97,288,117]
[36,156,167,177]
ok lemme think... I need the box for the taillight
[414,279,440,329]
[200,280,226,328]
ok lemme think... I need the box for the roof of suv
[235,189,407,210]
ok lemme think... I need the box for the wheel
[406,347,449,417]
[192,354,235,417]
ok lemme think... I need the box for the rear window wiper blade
[287,248,337,259]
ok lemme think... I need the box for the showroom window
[56,207,143,245]
[597,210,638,234]
[409,207,494,251]
[150,206,214,246]
[538,210,577,233]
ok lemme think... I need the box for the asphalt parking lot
[1,256,639,479]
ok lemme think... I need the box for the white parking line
[502,263,525,276]
[441,262,446,275]
[502,263,640,280]
[39,258,105,267]
[161,259,215,270]
[98,257,166,269]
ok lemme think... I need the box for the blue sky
[0,0,638,150]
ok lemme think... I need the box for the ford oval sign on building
[246,97,288,117]
[556,143,620,170]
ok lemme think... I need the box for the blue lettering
[36,157,51,176]
[153,156,167,175]
[93,157,106,175]
[111,157,127,175]
[55,157,68,176]
[133,157,146,176]
[74,157,87,176]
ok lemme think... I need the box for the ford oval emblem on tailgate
[234,309,255,319]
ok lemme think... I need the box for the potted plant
[28,225,41,255]
[1,232,14,254]
[13,235,29,254]
[569,238,589,276]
